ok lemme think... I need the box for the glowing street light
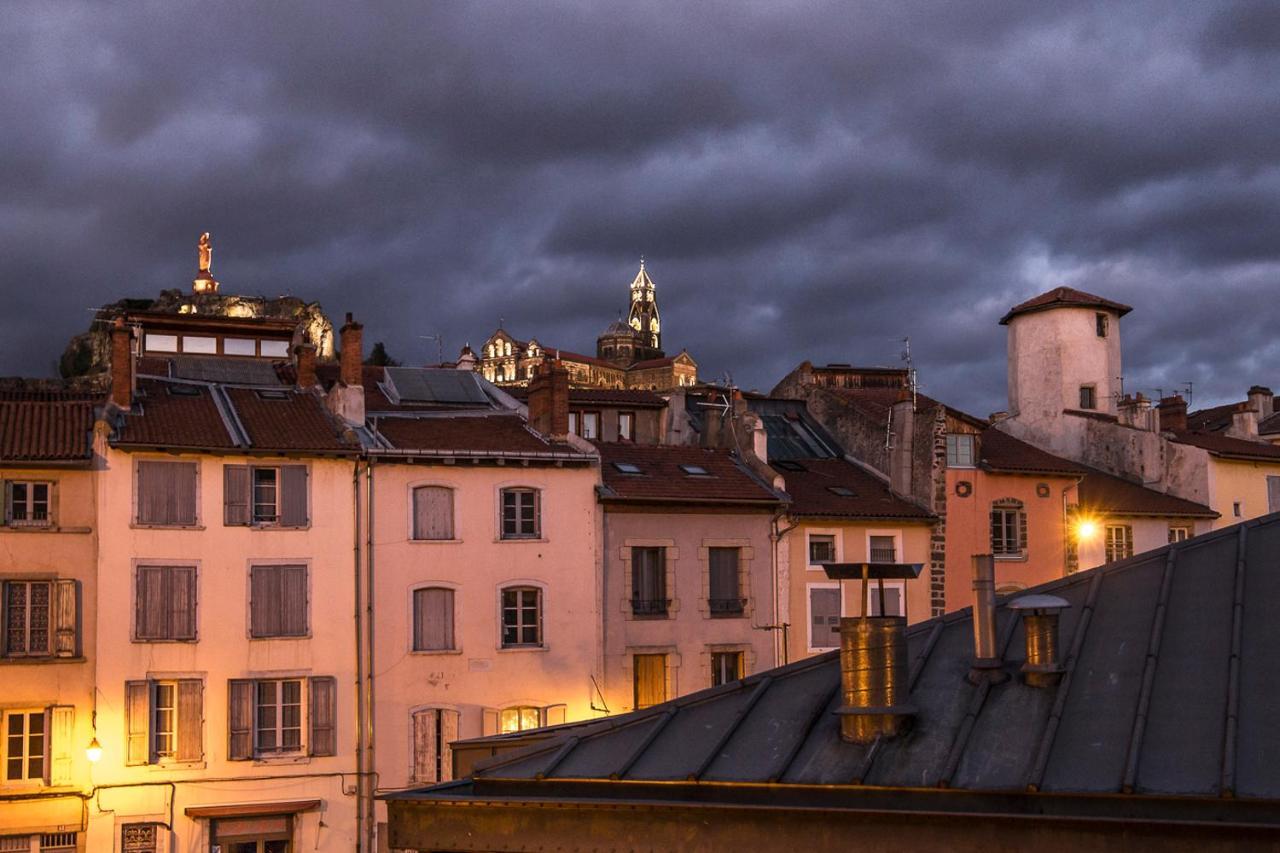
[1075,518,1100,540]
[85,737,103,764]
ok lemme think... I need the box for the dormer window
[946,434,976,468]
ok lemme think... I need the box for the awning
[0,795,83,834]
[184,799,321,819]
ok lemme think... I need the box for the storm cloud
[2,0,1278,414]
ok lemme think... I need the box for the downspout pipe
[352,460,365,853]
[365,458,377,853]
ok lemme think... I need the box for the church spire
[626,258,661,357]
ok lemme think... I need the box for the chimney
[339,312,363,387]
[968,554,1005,682]
[109,318,134,410]
[1249,385,1274,420]
[527,359,570,439]
[1008,595,1071,687]
[888,391,914,498]
[294,343,317,389]
[325,313,365,427]
[1158,395,1187,433]
[835,614,915,744]
[1117,392,1155,432]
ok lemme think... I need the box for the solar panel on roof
[172,356,282,386]
[384,367,490,405]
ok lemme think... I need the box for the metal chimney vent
[1008,594,1071,687]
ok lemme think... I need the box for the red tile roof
[978,429,1084,476]
[778,458,933,520]
[999,287,1133,325]
[1261,412,1280,436]
[112,378,358,454]
[373,414,587,457]
[1186,402,1245,433]
[1077,465,1217,519]
[0,395,97,462]
[1170,430,1280,462]
[595,443,780,505]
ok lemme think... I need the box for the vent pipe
[969,554,1005,683]
[1008,594,1071,687]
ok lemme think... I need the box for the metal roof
[383,367,491,406]
[171,355,283,386]
[403,514,1280,805]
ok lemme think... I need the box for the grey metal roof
[746,397,843,460]
[383,366,491,405]
[171,355,283,386]
[424,514,1280,801]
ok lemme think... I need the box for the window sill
[0,655,86,665]
[0,525,93,535]
[248,524,310,531]
[150,760,206,771]
[249,634,311,641]
[495,537,547,544]
[708,612,748,620]
[807,564,837,573]
[497,645,548,653]
[410,648,463,656]
[408,538,463,545]
[993,555,1028,563]
[132,638,199,644]
[130,523,206,531]
[252,754,310,767]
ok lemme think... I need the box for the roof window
[167,384,202,396]
[827,486,857,497]
[612,462,643,475]
[256,389,290,401]
[680,464,711,476]
[773,460,806,472]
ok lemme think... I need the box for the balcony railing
[709,597,746,616]
[630,598,670,616]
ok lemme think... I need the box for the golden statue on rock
[198,232,213,273]
[193,232,219,293]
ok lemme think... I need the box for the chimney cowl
[1008,594,1071,687]
[834,615,917,744]
[968,554,1007,683]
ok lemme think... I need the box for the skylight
[167,384,202,396]
[774,460,806,472]
[680,464,711,476]
[256,389,290,401]
[827,486,857,497]
[613,462,643,475]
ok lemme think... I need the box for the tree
[365,341,400,366]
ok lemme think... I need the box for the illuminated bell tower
[626,259,663,359]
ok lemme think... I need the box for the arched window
[412,486,454,540]
[504,341,512,357]
[990,498,1027,558]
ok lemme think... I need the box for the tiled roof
[595,443,781,505]
[1171,430,1280,461]
[779,458,932,520]
[1078,465,1217,518]
[999,286,1133,325]
[978,428,1084,476]
[112,378,358,454]
[1186,402,1244,433]
[0,394,97,462]
[372,414,587,457]
[420,515,1280,807]
[1262,412,1280,436]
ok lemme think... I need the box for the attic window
[827,486,857,497]
[167,384,202,396]
[612,462,643,475]
[256,390,290,401]
[773,460,806,472]
[679,464,711,476]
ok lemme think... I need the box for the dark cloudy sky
[2,1,1277,414]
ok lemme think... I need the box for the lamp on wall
[1075,517,1100,540]
[85,696,103,763]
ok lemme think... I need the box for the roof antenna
[1183,381,1194,406]
[900,336,917,411]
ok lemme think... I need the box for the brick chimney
[339,313,363,387]
[1248,385,1274,420]
[294,343,317,389]
[528,359,570,439]
[1158,395,1187,433]
[326,313,365,426]
[109,318,134,410]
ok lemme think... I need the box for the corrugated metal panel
[385,367,490,405]
[172,356,282,385]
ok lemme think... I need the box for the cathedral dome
[603,319,633,337]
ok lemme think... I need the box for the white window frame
[945,434,976,468]
[251,466,280,525]
[2,708,46,783]
[618,411,635,441]
[805,529,841,571]
[1168,525,1191,543]
[6,481,52,527]
[498,583,545,649]
[865,580,906,617]
[253,678,306,756]
[1105,524,1133,562]
[991,504,1025,560]
[865,529,903,564]
[710,649,744,686]
[498,486,541,540]
[806,582,842,653]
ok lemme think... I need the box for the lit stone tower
[192,231,220,294]
[626,259,662,359]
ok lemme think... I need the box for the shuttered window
[411,708,459,783]
[250,565,308,638]
[500,587,542,647]
[3,710,45,781]
[412,487,455,540]
[227,676,335,760]
[4,481,52,527]
[412,587,455,651]
[631,547,667,616]
[125,680,203,765]
[708,548,743,616]
[136,461,197,526]
[1269,476,1280,514]
[1105,524,1134,562]
[633,654,667,709]
[223,464,308,527]
[809,586,840,649]
[991,501,1028,558]
[4,580,79,659]
[500,488,540,539]
[134,566,197,641]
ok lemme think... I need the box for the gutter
[367,448,592,462]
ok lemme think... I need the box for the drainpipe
[365,459,377,853]
[351,460,365,853]
[1062,476,1083,576]
[771,510,797,666]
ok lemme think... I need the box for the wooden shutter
[413,487,454,540]
[223,465,250,526]
[279,465,309,528]
[412,710,438,782]
[171,566,196,640]
[414,588,454,651]
[126,681,150,765]
[544,705,566,726]
[0,480,8,525]
[135,566,166,639]
[1124,524,1134,558]
[177,680,203,762]
[250,566,276,637]
[54,579,78,657]
[308,677,336,757]
[138,461,197,526]
[1269,476,1280,514]
[228,679,254,760]
[481,708,499,736]
[440,709,459,782]
[281,565,308,636]
[810,587,840,647]
[1018,511,1028,556]
[48,705,74,786]
[634,655,666,709]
